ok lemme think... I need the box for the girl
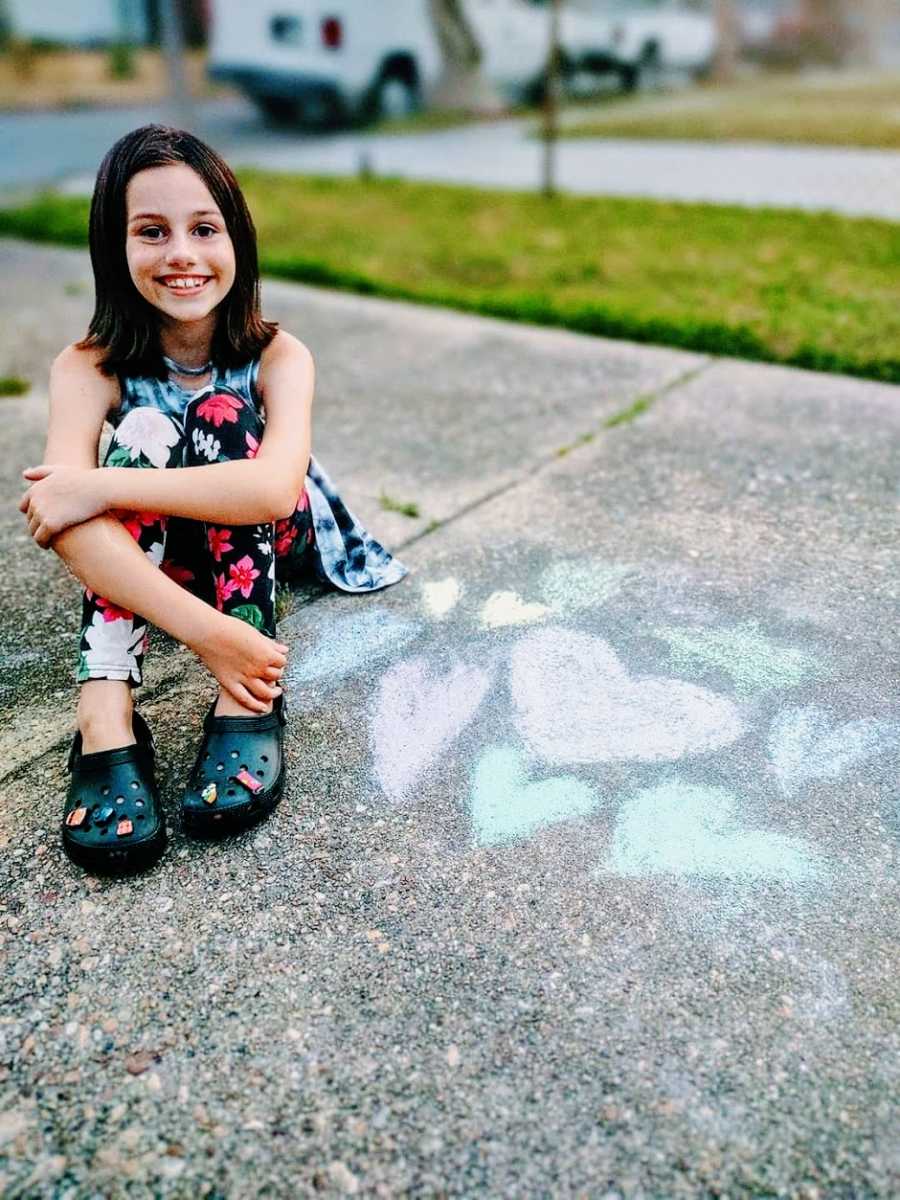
[19,124,407,875]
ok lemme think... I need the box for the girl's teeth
[166,278,207,290]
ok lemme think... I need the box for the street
[2,97,900,219]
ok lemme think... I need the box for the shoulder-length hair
[79,124,277,378]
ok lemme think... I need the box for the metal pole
[158,0,194,130]
[541,0,562,198]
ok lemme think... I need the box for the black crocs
[182,694,286,838]
[62,712,167,874]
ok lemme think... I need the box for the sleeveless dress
[111,357,409,594]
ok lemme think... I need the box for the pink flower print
[197,391,242,428]
[274,522,298,557]
[214,572,237,611]
[245,432,260,459]
[96,595,134,623]
[162,560,195,588]
[207,526,234,563]
[228,554,260,599]
[296,488,310,513]
[119,510,163,542]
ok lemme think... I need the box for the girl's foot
[77,679,136,754]
[182,694,287,839]
[215,689,272,718]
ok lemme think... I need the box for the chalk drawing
[599,780,824,883]
[511,627,744,764]
[480,591,550,629]
[653,621,813,696]
[470,744,600,847]
[373,657,492,802]
[539,559,631,614]
[421,577,462,619]
[285,608,419,688]
[768,706,899,794]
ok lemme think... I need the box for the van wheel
[373,74,421,121]
[256,96,301,124]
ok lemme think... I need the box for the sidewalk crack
[395,359,711,550]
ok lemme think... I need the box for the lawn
[1,173,897,382]
[557,71,900,150]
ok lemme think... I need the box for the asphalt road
[1,239,899,1197]
[3,96,900,219]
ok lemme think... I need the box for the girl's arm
[23,345,285,711]
[22,332,314,540]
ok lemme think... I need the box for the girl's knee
[106,408,183,470]
[185,388,262,465]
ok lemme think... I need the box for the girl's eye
[195,224,218,237]
[139,226,164,240]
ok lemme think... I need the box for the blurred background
[0,1,897,129]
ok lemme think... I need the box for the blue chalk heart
[601,780,823,883]
[768,706,899,794]
[470,744,600,847]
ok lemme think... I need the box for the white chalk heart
[511,627,744,764]
[768,705,899,794]
[470,744,600,846]
[480,590,550,629]
[372,656,491,803]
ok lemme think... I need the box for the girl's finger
[232,682,268,714]
[247,677,281,702]
[22,465,52,480]
[264,666,283,680]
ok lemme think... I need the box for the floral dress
[77,358,408,685]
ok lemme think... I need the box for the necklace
[163,354,212,377]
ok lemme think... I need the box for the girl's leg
[184,389,282,713]
[76,410,183,752]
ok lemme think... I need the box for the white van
[207,0,545,124]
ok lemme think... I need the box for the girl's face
[125,162,236,329]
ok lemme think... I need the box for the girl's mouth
[157,275,213,295]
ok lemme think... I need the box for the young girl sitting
[19,124,407,875]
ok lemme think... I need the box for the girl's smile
[125,162,236,334]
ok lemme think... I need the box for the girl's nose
[165,232,197,267]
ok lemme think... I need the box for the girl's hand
[19,464,110,548]
[195,614,288,714]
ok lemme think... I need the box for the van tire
[368,61,421,122]
[255,96,302,124]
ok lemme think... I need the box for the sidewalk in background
[1,239,898,1198]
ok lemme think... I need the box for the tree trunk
[427,0,504,113]
[711,0,740,80]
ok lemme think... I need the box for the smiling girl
[19,125,406,874]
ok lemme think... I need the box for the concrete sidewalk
[1,239,898,1198]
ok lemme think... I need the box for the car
[566,0,718,90]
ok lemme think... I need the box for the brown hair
[78,124,277,378]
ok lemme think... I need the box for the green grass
[378,491,421,518]
[557,72,900,149]
[1,175,898,382]
[0,375,30,396]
